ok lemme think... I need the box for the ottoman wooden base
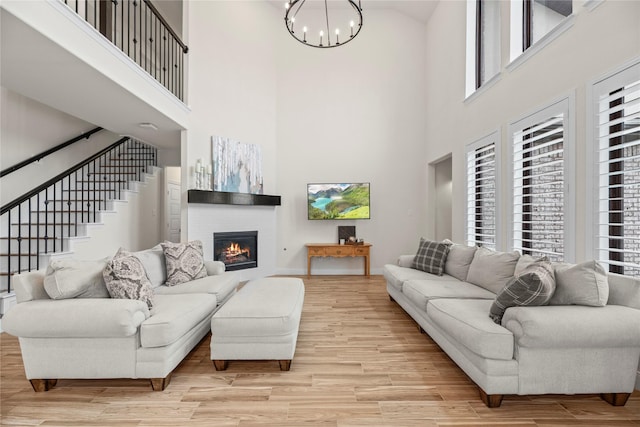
[212,359,292,371]
[210,277,305,370]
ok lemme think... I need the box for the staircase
[0,137,158,310]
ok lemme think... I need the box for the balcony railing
[62,0,188,101]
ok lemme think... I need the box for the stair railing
[0,127,104,178]
[61,0,188,101]
[0,137,157,293]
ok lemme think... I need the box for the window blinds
[596,75,640,276]
[466,141,496,249]
[512,114,565,260]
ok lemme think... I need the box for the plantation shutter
[512,112,566,261]
[466,139,497,249]
[595,66,640,276]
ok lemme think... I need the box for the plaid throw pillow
[412,238,451,276]
[489,258,556,324]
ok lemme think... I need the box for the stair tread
[0,253,38,256]
[0,237,62,240]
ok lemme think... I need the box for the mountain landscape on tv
[308,183,370,220]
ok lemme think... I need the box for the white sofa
[3,248,240,392]
[384,242,640,407]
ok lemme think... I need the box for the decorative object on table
[284,0,363,49]
[338,225,356,243]
[212,136,263,194]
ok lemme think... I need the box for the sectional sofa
[3,244,240,392]
[384,240,640,407]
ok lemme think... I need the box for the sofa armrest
[397,255,415,268]
[204,260,226,276]
[2,298,150,339]
[502,305,640,348]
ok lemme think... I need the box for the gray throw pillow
[133,244,166,288]
[412,238,450,276]
[103,248,154,309]
[489,259,556,324]
[443,239,477,281]
[550,260,609,306]
[466,247,520,294]
[44,258,110,300]
[161,240,208,286]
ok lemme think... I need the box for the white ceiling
[270,0,440,24]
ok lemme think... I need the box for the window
[591,61,640,276]
[466,132,499,249]
[510,98,574,261]
[510,0,573,62]
[466,0,500,97]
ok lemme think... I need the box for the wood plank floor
[2,275,639,426]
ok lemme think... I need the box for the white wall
[0,87,122,205]
[423,0,640,263]
[275,10,429,274]
[184,1,279,274]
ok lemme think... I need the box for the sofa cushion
[161,240,208,286]
[443,240,477,281]
[133,244,166,288]
[466,247,520,294]
[412,238,450,276]
[44,258,110,300]
[141,293,218,348]
[383,264,459,291]
[427,298,514,360]
[154,272,239,304]
[403,279,496,311]
[489,259,556,324]
[103,248,155,309]
[550,260,609,307]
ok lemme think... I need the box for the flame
[224,242,250,258]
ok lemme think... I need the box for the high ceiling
[269,0,439,24]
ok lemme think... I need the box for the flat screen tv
[307,183,370,220]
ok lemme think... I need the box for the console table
[305,243,372,276]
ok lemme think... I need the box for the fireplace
[213,231,258,271]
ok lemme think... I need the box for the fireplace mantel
[188,190,281,206]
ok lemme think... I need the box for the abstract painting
[212,135,263,194]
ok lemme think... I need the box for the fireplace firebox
[213,231,258,271]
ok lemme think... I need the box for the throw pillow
[133,244,166,288]
[443,239,477,281]
[44,258,110,300]
[412,238,450,276]
[103,248,154,309]
[489,259,556,324]
[466,247,520,294]
[161,240,208,286]
[550,260,609,306]
[514,254,545,276]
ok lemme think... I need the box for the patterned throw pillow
[489,258,555,324]
[103,248,154,309]
[161,240,208,286]
[412,238,451,276]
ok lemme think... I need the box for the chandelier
[284,0,363,48]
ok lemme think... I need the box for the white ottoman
[210,277,305,371]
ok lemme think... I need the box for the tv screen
[307,183,370,220]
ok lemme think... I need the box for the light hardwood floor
[2,275,639,426]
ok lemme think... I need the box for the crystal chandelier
[284,0,363,48]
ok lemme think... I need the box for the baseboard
[636,370,640,390]
[274,268,383,276]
